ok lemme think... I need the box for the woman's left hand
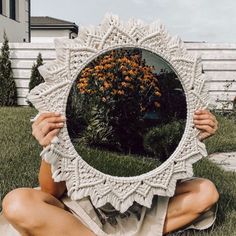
[193,109,218,141]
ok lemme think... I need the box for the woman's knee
[2,188,41,227]
[193,178,219,213]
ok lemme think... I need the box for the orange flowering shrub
[77,49,161,113]
[76,49,162,153]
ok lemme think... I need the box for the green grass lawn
[74,143,162,176]
[0,106,236,236]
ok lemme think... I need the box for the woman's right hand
[32,112,66,147]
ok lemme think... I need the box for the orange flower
[121,82,130,87]
[104,81,111,89]
[155,91,161,96]
[79,86,86,93]
[117,90,125,95]
[128,70,136,76]
[112,89,117,95]
[79,78,88,83]
[76,49,162,105]
[104,64,111,70]
[124,76,132,81]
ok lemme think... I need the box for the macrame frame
[27,14,209,213]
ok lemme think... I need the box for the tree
[28,53,44,106]
[0,31,17,106]
[29,53,44,91]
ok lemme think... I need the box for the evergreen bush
[28,53,44,106]
[143,120,186,162]
[0,32,17,106]
[29,53,44,91]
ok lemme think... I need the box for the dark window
[0,0,2,15]
[9,0,16,20]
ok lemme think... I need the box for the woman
[1,109,219,236]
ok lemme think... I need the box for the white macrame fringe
[40,136,60,165]
[27,13,210,213]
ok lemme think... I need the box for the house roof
[31,16,78,34]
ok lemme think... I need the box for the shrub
[157,69,187,122]
[75,49,161,152]
[143,119,186,162]
[29,53,44,91]
[28,53,44,106]
[0,32,17,106]
[66,82,92,139]
[80,105,117,150]
[67,49,187,157]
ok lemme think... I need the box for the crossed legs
[163,178,219,234]
[2,188,94,236]
[2,178,219,236]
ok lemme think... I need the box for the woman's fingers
[31,112,66,147]
[194,124,216,133]
[194,109,217,121]
[34,112,61,126]
[32,128,44,144]
[193,119,216,128]
[198,131,212,142]
[194,114,215,120]
[193,109,218,141]
[194,110,218,126]
[39,129,61,147]
[40,122,64,137]
[37,116,66,135]
[44,116,66,124]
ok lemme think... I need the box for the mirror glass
[66,48,187,177]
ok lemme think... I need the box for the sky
[31,0,236,43]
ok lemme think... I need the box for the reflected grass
[73,143,161,176]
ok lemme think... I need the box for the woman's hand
[193,109,218,141]
[32,112,67,198]
[32,112,66,147]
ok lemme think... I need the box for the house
[0,0,30,42]
[30,16,78,43]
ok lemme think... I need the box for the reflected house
[30,16,78,43]
[0,0,30,42]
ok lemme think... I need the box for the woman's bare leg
[163,178,219,235]
[2,188,95,236]
[2,178,219,236]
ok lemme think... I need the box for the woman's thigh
[3,188,95,236]
[163,178,219,234]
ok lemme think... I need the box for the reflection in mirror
[66,48,187,177]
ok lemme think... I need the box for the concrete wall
[1,42,235,109]
[0,0,30,42]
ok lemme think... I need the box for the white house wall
[0,42,235,109]
[31,29,74,43]
[0,0,29,42]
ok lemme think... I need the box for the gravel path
[208,152,236,172]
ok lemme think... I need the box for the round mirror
[27,14,209,211]
[66,48,187,177]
